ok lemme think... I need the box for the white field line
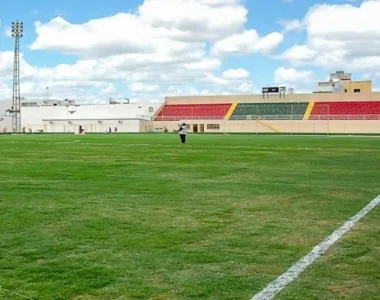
[251,194,380,300]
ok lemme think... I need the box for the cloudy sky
[0,0,379,104]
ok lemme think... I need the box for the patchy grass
[0,134,379,299]
[278,207,380,300]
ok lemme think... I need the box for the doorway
[199,124,204,133]
[193,124,198,133]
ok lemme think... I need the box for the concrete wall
[152,119,380,134]
[165,92,380,104]
[0,101,164,133]
[0,116,11,132]
[0,102,160,132]
[43,119,141,133]
[343,81,372,93]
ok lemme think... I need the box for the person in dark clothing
[177,123,188,144]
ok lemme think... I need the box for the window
[207,124,220,130]
[344,89,347,93]
[149,107,154,112]
[186,124,190,129]
[354,89,360,93]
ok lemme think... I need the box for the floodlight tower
[11,20,23,133]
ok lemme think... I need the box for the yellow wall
[151,119,380,134]
[343,81,372,93]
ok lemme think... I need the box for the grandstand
[151,71,380,134]
[152,91,380,134]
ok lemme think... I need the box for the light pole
[11,20,23,133]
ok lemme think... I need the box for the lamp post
[11,20,23,133]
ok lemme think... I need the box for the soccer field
[0,134,379,300]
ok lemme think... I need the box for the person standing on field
[177,122,188,144]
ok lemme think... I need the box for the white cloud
[0,51,36,79]
[274,67,313,84]
[235,82,253,93]
[30,0,248,57]
[273,67,315,94]
[129,82,160,92]
[222,68,250,79]
[278,45,317,63]
[212,30,284,56]
[30,15,201,58]
[199,74,229,85]
[100,83,117,95]
[361,72,380,80]
[279,1,380,72]
[137,0,247,42]
[0,0,281,102]
[278,19,303,33]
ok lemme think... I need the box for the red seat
[309,101,380,120]
[155,104,232,121]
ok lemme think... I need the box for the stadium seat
[309,101,380,120]
[229,102,308,120]
[155,104,232,121]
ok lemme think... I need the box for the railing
[309,114,380,120]
[154,114,380,121]
[155,115,226,121]
[231,115,304,120]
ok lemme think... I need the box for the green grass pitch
[0,134,379,300]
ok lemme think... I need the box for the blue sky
[0,0,379,103]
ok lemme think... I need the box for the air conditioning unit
[118,120,123,124]
[68,121,72,124]
[49,121,54,124]
[98,120,103,124]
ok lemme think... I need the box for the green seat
[230,102,308,120]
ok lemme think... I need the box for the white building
[0,100,11,132]
[0,99,162,133]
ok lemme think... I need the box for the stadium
[1,3,380,300]
[1,71,380,135]
[1,72,380,300]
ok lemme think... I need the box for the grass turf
[0,134,379,300]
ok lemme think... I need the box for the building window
[149,107,154,112]
[354,89,360,93]
[207,124,220,130]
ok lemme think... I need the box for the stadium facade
[154,91,380,134]
[0,71,379,134]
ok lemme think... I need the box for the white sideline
[251,194,380,300]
